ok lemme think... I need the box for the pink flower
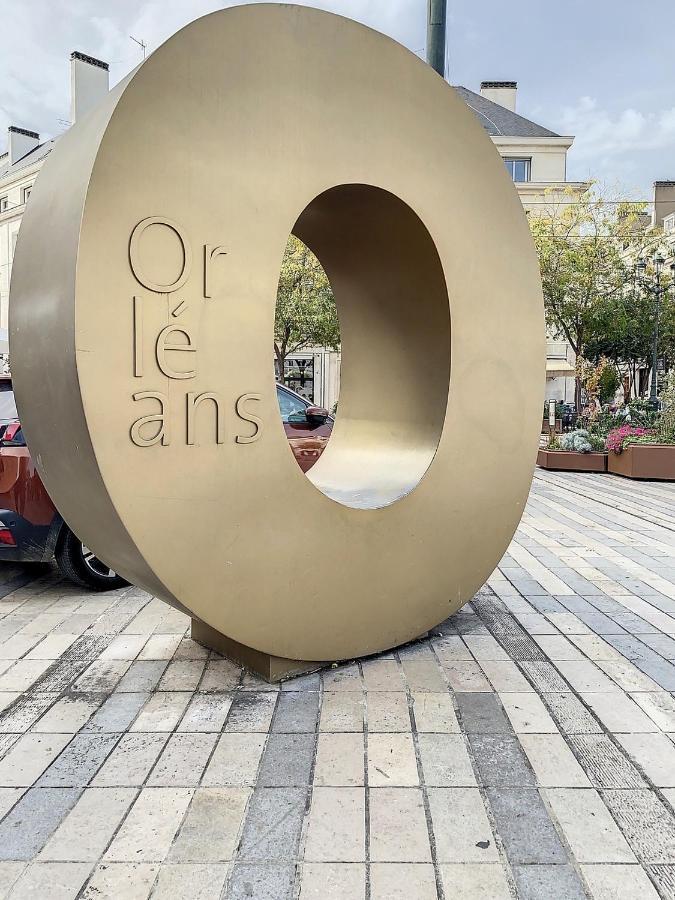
[605,425,653,454]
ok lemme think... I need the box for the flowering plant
[605,425,655,454]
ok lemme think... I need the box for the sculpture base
[191,618,328,683]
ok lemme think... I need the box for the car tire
[55,527,129,591]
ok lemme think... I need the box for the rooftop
[454,84,561,138]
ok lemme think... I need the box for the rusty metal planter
[607,444,675,481]
[537,449,608,473]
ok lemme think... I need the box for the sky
[1,0,674,199]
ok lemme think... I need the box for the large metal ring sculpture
[10,4,544,677]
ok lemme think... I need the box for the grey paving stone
[38,732,120,786]
[577,613,627,634]
[468,734,536,787]
[0,693,59,733]
[640,633,675,660]
[568,735,646,789]
[520,662,570,693]
[603,790,675,864]
[33,635,110,692]
[455,693,512,734]
[513,864,586,900]
[115,660,168,693]
[226,693,277,732]
[485,787,568,865]
[225,863,294,899]
[280,673,321,692]
[271,692,320,733]
[0,787,82,859]
[237,787,307,861]
[542,694,602,735]
[645,864,675,898]
[257,733,315,787]
[83,692,150,733]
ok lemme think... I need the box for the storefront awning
[546,359,575,376]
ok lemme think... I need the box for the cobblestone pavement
[0,471,674,898]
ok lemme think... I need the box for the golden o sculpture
[10,5,544,678]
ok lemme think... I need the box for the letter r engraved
[187,392,225,445]
[204,244,227,299]
[130,391,170,446]
[235,393,263,444]
[156,325,196,379]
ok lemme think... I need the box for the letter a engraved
[187,392,225,445]
[204,244,227,299]
[130,391,170,447]
[235,393,263,444]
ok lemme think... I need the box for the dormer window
[504,158,531,182]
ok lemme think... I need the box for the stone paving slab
[0,470,674,897]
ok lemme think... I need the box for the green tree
[530,186,642,410]
[585,240,675,399]
[274,236,340,384]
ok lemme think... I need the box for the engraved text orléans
[128,217,262,447]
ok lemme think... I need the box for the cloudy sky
[2,0,674,198]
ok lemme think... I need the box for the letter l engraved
[133,296,143,377]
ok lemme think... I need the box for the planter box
[537,449,607,473]
[607,444,675,481]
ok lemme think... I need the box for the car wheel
[55,527,129,591]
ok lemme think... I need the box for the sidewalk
[0,470,673,898]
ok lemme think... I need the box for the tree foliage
[530,185,673,407]
[274,236,340,383]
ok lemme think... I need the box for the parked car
[0,379,332,589]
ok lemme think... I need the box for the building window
[503,158,531,182]
[665,213,675,233]
[0,196,8,213]
[22,186,32,204]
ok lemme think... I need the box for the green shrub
[560,429,594,453]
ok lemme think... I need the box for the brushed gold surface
[9,4,545,662]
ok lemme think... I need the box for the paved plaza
[0,471,673,898]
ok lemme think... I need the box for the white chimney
[70,51,109,123]
[7,126,40,165]
[480,81,518,112]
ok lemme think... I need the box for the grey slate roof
[454,85,560,138]
[0,140,55,182]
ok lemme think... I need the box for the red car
[0,379,331,589]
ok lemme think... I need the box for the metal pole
[650,282,661,406]
[427,0,447,78]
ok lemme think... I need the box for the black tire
[54,527,129,591]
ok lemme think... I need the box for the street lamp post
[635,254,675,408]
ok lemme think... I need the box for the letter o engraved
[9,6,544,665]
[129,216,192,293]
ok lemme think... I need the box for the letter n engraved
[130,391,170,447]
[187,393,224,445]
[235,393,263,444]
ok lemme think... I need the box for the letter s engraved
[235,393,263,444]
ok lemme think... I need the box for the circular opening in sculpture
[283,184,451,510]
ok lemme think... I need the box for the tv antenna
[130,35,147,58]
